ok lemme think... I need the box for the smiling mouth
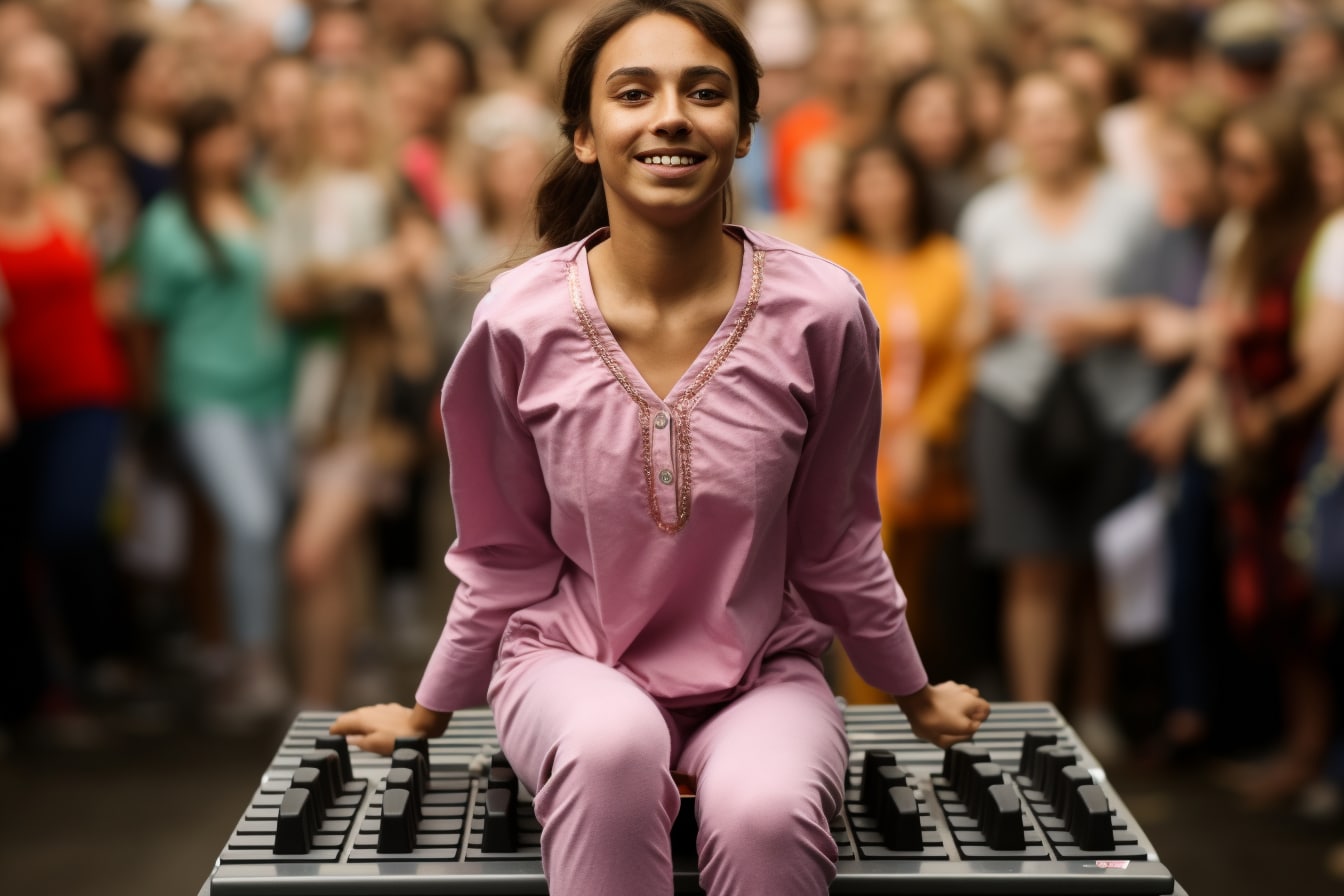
[637,152,705,167]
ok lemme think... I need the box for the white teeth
[642,155,696,166]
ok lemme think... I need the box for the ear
[735,124,752,159]
[574,123,598,165]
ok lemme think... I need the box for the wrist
[410,703,452,737]
[893,684,931,712]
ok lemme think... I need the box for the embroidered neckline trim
[567,249,764,533]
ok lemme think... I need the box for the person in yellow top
[823,135,977,702]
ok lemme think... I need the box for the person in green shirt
[134,95,293,727]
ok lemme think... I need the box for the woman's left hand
[895,681,992,749]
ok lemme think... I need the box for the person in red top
[0,91,132,737]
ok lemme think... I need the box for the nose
[651,93,691,139]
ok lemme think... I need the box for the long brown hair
[1224,95,1319,295]
[533,0,762,250]
[175,95,247,275]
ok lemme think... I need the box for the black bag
[1017,360,1105,506]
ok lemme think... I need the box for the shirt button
[653,412,669,429]
[659,469,673,485]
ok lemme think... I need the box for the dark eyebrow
[604,65,733,84]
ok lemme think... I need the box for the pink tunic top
[416,225,928,713]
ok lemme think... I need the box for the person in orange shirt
[823,135,977,702]
[770,14,873,214]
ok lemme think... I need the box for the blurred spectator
[1051,29,1132,114]
[959,71,1158,761]
[1197,96,1328,806]
[966,47,1017,178]
[886,65,986,232]
[823,135,976,693]
[0,28,94,154]
[133,95,294,728]
[1201,0,1286,107]
[737,0,813,220]
[61,137,139,270]
[248,53,314,199]
[1101,7,1201,196]
[306,0,372,71]
[0,90,134,741]
[427,88,554,358]
[770,11,870,214]
[273,72,435,710]
[1281,12,1344,90]
[1305,78,1344,213]
[103,30,184,209]
[401,29,478,223]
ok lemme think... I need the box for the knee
[698,782,836,854]
[548,710,670,790]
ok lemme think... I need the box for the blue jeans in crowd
[177,410,291,650]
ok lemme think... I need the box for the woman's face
[192,121,249,182]
[1154,124,1218,226]
[573,12,751,230]
[313,84,373,169]
[896,76,967,171]
[1219,119,1278,213]
[1010,76,1091,181]
[484,135,549,221]
[847,148,914,243]
[0,96,50,190]
[252,60,311,150]
[1305,116,1344,212]
[127,41,183,117]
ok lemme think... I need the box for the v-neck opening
[575,226,756,406]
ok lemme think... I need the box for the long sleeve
[785,293,929,698]
[415,299,567,711]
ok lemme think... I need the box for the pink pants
[488,649,848,896]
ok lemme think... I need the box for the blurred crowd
[1,0,1343,878]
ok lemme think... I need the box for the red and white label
[1095,860,1131,870]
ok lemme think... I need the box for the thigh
[178,410,284,537]
[488,647,677,803]
[678,654,847,818]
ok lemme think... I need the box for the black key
[313,735,354,782]
[299,750,343,805]
[488,764,519,800]
[288,766,328,815]
[1018,731,1058,778]
[391,748,429,792]
[394,737,430,763]
[1039,748,1079,802]
[946,744,991,795]
[491,751,511,770]
[378,788,417,853]
[274,788,314,854]
[482,787,518,852]
[980,784,1025,851]
[384,767,423,819]
[861,750,897,809]
[879,786,923,851]
[966,762,1006,818]
[1053,766,1094,821]
[1068,784,1114,851]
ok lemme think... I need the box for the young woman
[331,3,988,894]
[0,91,132,734]
[958,71,1158,759]
[275,72,437,711]
[823,136,977,695]
[1201,97,1334,807]
[134,96,294,725]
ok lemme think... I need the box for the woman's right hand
[329,702,452,756]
